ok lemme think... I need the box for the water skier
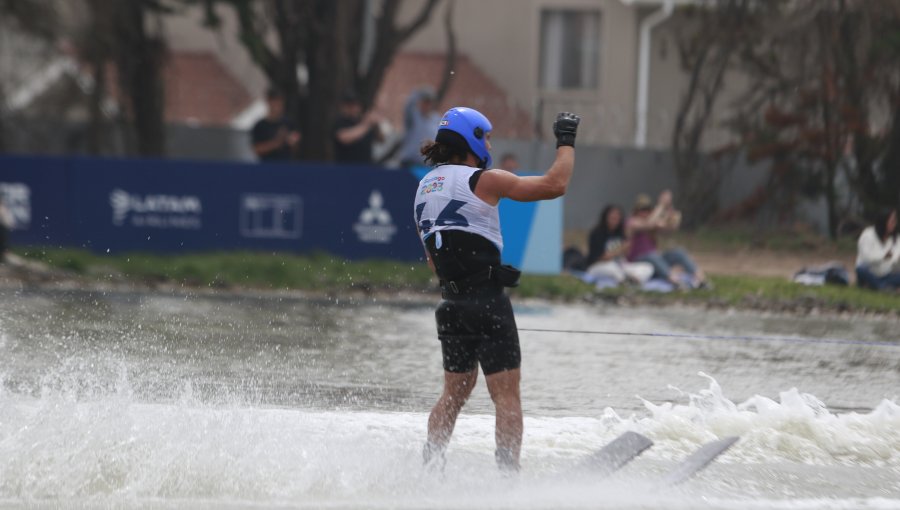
[413,107,580,471]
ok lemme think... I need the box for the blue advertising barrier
[1,155,561,272]
[0,155,72,246]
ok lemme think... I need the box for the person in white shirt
[855,209,900,290]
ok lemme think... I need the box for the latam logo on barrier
[110,188,202,229]
[0,182,30,230]
[353,190,396,244]
[239,193,302,239]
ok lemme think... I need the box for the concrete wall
[3,120,255,163]
[490,138,677,230]
[492,137,829,235]
[167,124,256,162]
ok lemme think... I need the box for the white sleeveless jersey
[413,164,503,251]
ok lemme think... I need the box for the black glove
[553,112,580,148]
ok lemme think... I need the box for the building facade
[399,0,741,149]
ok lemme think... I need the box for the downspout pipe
[635,0,674,147]
[359,0,376,75]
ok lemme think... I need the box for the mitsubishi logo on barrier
[0,182,30,230]
[353,190,397,244]
[110,188,202,229]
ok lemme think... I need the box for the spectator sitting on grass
[626,190,708,289]
[585,205,653,286]
[855,209,900,291]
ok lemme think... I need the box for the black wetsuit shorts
[423,209,521,376]
[435,292,521,375]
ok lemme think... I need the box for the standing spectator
[585,205,653,285]
[626,190,707,288]
[251,88,301,162]
[399,87,441,169]
[855,209,900,290]
[498,153,521,174]
[333,90,384,164]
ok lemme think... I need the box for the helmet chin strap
[466,151,487,169]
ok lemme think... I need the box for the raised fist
[553,112,580,148]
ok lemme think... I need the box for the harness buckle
[449,281,459,294]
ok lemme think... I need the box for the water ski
[661,436,739,485]
[580,431,654,476]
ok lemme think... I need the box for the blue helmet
[437,107,493,169]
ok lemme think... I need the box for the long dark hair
[420,130,469,167]
[586,205,625,265]
[592,205,625,239]
[873,209,898,241]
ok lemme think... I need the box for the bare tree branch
[435,0,456,103]
[361,0,442,106]
[397,0,441,42]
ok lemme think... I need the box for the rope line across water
[518,328,900,348]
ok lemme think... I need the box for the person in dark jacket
[250,88,301,162]
[333,91,384,164]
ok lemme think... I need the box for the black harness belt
[440,264,521,298]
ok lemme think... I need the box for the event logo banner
[110,188,203,229]
[0,182,30,230]
[353,190,397,244]
[240,193,302,239]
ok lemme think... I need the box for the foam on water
[634,373,900,466]
[1,363,899,508]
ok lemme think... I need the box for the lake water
[1,288,898,509]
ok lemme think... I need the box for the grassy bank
[15,248,435,292]
[12,247,900,314]
[599,274,900,314]
[673,224,858,254]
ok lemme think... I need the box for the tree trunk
[300,1,343,161]
[113,0,167,157]
[435,0,457,104]
[361,0,440,108]
[670,0,750,227]
[86,55,106,155]
[212,0,442,161]
[0,86,5,152]
[879,102,900,209]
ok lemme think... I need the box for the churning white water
[0,289,898,508]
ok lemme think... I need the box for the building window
[539,9,601,90]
